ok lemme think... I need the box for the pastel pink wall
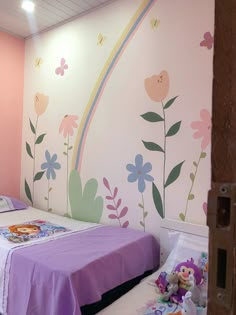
[0,32,24,198]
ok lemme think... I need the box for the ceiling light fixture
[21,0,35,13]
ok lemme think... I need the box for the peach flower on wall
[59,115,79,216]
[34,93,49,116]
[142,71,184,219]
[144,71,169,102]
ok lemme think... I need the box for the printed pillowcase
[0,195,27,213]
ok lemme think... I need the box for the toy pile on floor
[144,255,208,315]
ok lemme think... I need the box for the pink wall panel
[0,32,25,198]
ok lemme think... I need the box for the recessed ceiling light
[21,0,35,13]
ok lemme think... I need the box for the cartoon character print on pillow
[171,258,202,304]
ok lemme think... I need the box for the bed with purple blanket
[0,207,159,315]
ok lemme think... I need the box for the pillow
[0,196,27,213]
[161,232,208,274]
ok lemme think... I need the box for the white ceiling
[0,0,115,39]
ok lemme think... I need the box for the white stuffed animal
[182,291,197,315]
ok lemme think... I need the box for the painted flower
[34,93,49,116]
[144,71,169,102]
[191,109,211,150]
[126,154,154,193]
[59,115,79,138]
[41,150,61,180]
[200,32,214,50]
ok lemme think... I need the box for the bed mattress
[0,207,159,315]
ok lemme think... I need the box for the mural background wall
[21,0,214,237]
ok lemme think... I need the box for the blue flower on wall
[127,154,154,192]
[41,150,61,211]
[126,154,154,231]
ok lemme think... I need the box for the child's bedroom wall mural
[21,0,214,237]
[0,31,24,199]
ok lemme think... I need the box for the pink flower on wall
[191,109,211,150]
[180,109,211,222]
[55,58,68,76]
[200,32,214,50]
[59,115,79,216]
[59,115,78,137]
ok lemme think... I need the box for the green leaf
[144,211,148,218]
[35,133,46,144]
[68,146,73,150]
[29,119,35,134]
[139,221,145,227]
[193,161,197,167]
[179,213,185,221]
[200,152,207,159]
[142,141,164,152]
[64,213,71,218]
[44,197,48,201]
[25,179,32,204]
[138,203,144,208]
[163,96,178,109]
[152,183,164,218]
[188,194,195,200]
[190,173,195,182]
[141,112,164,122]
[64,143,68,146]
[26,142,34,159]
[48,208,52,212]
[166,121,181,137]
[34,171,45,182]
[49,187,52,192]
[165,161,185,188]
[63,152,68,156]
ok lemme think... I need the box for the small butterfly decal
[97,33,106,46]
[55,58,68,76]
[150,18,160,29]
[35,57,43,68]
[200,32,214,50]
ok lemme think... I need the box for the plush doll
[171,258,202,304]
[161,271,179,301]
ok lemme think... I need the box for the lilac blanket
[7,225,159,315]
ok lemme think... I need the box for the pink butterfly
[55,58,68,76]
[200,32,214,50]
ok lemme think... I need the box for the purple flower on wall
[41,150,61,212]
[200,32,214,50]
[126,154,154,231]
[55,58,68,76]
[126,154,154,193]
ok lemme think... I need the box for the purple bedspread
[7,225,159,315]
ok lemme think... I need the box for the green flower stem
[141,193,146,232]
[108,187,121,227]
[66,135,69,215]
[162,102,166,216]
[183,150,202,220]
[32,116,39,206]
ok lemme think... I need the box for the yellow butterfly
[150,19,160,29]
[97,33,106,46]
[35,57,43,68]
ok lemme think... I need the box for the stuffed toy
[161,271,179,301]
[170,258,202,304]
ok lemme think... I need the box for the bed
[0,201,160,315]
[97,219,209,315]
